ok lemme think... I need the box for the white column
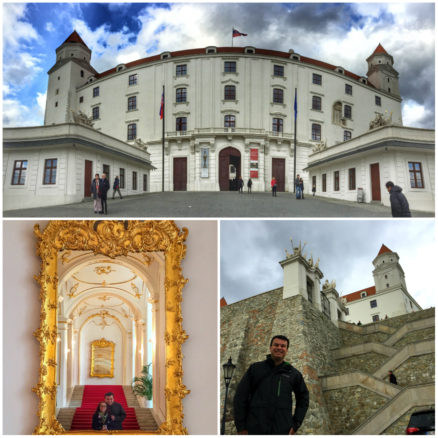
[58,322,68,407]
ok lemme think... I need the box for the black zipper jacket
[233,355,309,434]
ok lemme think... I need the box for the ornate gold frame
[33,220,189,434]
[90,338,115,378]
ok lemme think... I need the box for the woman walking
[91,173,102,214]
[271,177,277,197]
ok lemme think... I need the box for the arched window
[311,124,321,141]
[224,85,236,100]
[312,96,321,111]
[224,115,235,128]
[332,101,342,125]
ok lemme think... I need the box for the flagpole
[293,88,297,193]
[162,85,165,192]
[231,27,233,47]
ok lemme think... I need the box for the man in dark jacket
[385,181,411,217]
[100,173,110,215]
[233,335,309,435]
[105,392,126,430]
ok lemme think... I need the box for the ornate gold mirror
[33,220,189,434]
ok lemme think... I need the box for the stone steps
[134,407,158,431]
[57,407,76,431]
[123,385,141,407]
[69,385,84,407]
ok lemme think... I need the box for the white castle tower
[44,31,97,125]
[366,43,400,97]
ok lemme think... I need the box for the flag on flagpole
[232,28,247,37]
[294,88,297,120]
[159,90,164,120]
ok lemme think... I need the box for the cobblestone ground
[4,192,434,218]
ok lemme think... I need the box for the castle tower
[279,242,323,311]
[372,244,407,293]
[366,43,400,98]
[44,31,97,125]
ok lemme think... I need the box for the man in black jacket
[233,335,309,435]
[104,392,126,430]
[100,173,110,215]
[385,181,411,217]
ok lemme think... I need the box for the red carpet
[70,385,139,430]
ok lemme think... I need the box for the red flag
[159,91,164,120]
[233,29,247,37]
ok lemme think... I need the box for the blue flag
[294,89,297,120]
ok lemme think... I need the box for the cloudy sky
[3,2,435,128]
[221,220,435,309]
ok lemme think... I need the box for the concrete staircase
[56,385,84,430]
[122,385,158,431]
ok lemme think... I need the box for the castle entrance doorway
[370,163,381,201]
[219,147,241,191]
[272,158,285,192]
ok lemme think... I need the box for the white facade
[42,32,407,194]
[343,245,421,324]
[3,123,153,211]
[306,125,435,212]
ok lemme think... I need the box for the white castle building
[3,31,435,211]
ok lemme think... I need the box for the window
[11,160,28,185]
[127,96,137,111]
[386,283,390,288]
[312,73,322,85]
[372,315,380,322]
[385,275,388,279]
[143,174,147,192]
[375,96,381,106]
[273,65,284,77]
[132,171,137,190]
[273,88,284,104]
[311,123,321,141]
[370,299,377,308]
[93,87,99,97]
[176,117,187,131]
[176,64,187,76]
[176,88,187,103]
[55,89,59,95]
[334,171,340,191]
[129,74,138,86]
[43,159,57,185]
[344,130,352,141]
[306,277,313,303]
[103,164,110,182]
[55,102,58,107]
[312,175,316,190]
[360,291,367,298]
[322,174,327,192]
[120,168,125,189]
[408,162,424,188]
[224,85,236,100]
[272,118,283,132]
[224,61,236,72]
[345,84,352,95]
[348,168,356,190]
[344,104,352,119]
[79,96,83,103]
[92,106,100,120]
[224,115,235,128]
[312,95,322,111]
[127,123,136,140]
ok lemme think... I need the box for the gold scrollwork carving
[34,220,189,435]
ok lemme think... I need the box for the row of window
[11,160,148,191]
[312,161,425,192]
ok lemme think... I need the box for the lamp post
[221,357,236,435]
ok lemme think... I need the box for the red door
[84,160,92,197]
[272,158,285,192]
[370,163,381,201]
[173,157,187,191]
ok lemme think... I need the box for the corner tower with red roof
[366,43,400,97]
[342,244,421,324]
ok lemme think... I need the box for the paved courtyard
[4,192,433,218]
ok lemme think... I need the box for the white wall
[3,220,218,435]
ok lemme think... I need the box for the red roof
[372,43,388,55]
[343,286,376,303]
[377,244,393,256]
[62,31,89,49]
[220,297,228,307]
[95,46,374,87]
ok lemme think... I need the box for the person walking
[299,178,305,200]
[100,173,110,215]
[91,173,102,214]
[295,174,301,199]
[112,176,123,199]
[271,177,277,197]
[247,178,252,194]
[312,184,316,197]
[233,335,309,435]
[385,181,411,217]
[388,370,398,385]
[239,177,244,194]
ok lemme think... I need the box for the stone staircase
[322,311,435,434]
[122,385,158,431]
[56,385,84,430]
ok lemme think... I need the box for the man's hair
[270,335,289,349]
[385,181,394,189]
[104,392,114,397]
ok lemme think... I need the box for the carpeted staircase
[70,385,139,430]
